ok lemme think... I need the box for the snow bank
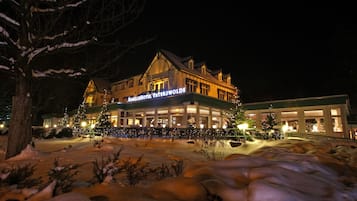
[7,144,45,161]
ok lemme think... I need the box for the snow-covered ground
[0,135,356,201]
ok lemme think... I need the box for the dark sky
[115,1,357,108]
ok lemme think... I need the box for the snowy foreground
[0,136,356,201]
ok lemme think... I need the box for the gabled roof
[159,49,234,89]
[243,94,350,111]
[91,78,111,93]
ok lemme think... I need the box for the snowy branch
[0,65,10,70]
[0,25,17,48]
[0,13,19,29]
[30,0,88,13]
[32,68,87,78]
[28,38,93,63]
[42,30,69,40]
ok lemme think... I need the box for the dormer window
[188,59,194,69]
[227,75,231,84]
[201,65,206,75]
[218,72,222,81]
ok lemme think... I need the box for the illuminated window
[151,80,168,92]
[331,108,343,132]
[187,105,197,113]
[227,92,234,102]
[304,110,325,133]
[281,111,298,132]
[186,78,197,93]
[200,83,209,95]
[218,89,226,100]
[85,96,93,106]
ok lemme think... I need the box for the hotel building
[81,49,237,129]
[43,50,355,139]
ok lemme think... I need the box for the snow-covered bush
[0,163,42,188]
[91,148,123,184]
[48,158,79,195]
[123,155,150,186]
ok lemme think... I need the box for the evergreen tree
[261,113,278,133]
[225,88,254,129]
[61,107,69,128]
[72,101,87,135]
[95,89,112,134]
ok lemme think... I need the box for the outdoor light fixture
[90,124,95,129]
[81,121,87,128]
[0,124,4,128]
[66,124,70,127]
[45,124,49,128]
[53,124,57,128]
[200,124,204,129]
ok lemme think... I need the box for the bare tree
[0,0,148,158]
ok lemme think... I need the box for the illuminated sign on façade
[127,87,186,102]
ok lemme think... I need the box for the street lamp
[80,121,87,128]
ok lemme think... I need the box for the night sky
[115,1,357,109]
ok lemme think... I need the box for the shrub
[123,155,149,186]
[56,128,73,138]
[48,158,79,195]
[0,163,42,188]
[91,148,123,184]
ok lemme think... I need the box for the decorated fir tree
[261,113,278,134]
[72,100,87,135]
[95,89,112,134]
[225,88,254,129]
[61,107,69,128]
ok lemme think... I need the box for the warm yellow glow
[45,124,49,128]
[200,124,204,129]
[0,124,4,128]
[53,124,57,128]
[222,125,227,129]
[162,124,166,128]
[237,123,248,130]
[66,124,70,127]
[212,125,217,129]
[90,124,95,129]
[282,124,289,133]
[81,121,87,128]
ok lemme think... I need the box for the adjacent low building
[243,95,353,139]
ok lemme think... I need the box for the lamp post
[238,123,248,142]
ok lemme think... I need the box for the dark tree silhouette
[0,0,149,158]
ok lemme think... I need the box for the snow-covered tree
[61,107,69,128]
[0,0,148,158]
[95,89,111,134]
[224,88,254,129]
[261,113,278,133]
[72,101,87,135]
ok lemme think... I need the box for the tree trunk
[6,73,32,159]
